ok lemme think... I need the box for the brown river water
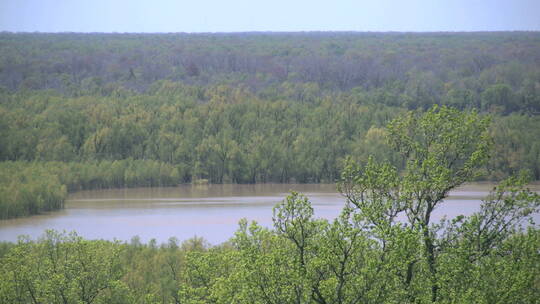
[1,183,539,245]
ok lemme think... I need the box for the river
[0,183,538,245]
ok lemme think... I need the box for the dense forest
[1,32,540,113]
[0,32,540,218]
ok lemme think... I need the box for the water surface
[0,183,538,244]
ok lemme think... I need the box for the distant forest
[1,32,540,113]
[1,32,540,217]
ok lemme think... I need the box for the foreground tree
[0,231,124,304]
[339,106,539,302]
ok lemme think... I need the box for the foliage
[1,86,539,188]
[1,32,539,116]
[338,106,540,303]
[1,106,539,303]
[1,32,539,300]
[0,231,124,304]
[0,162,66,219]
[0,160,182,219]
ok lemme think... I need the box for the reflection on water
[0,183,538,245]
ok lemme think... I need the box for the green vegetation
[0,160,181,219]
[1,32,539,116]
[1,107,539,303]
[0,32,539,219]
[0,162,66,219]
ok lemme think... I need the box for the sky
[1,0,539,33]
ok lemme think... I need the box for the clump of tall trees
[0,162,66,219]
[1,85,540,182]
[0,160,182,219]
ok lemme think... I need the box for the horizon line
[1,30,540,35]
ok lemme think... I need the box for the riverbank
[2,159,540,220]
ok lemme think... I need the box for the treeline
[1,32,539,114]
[1,84,540,183]
[0,85,402,184]
[0,160,181,219]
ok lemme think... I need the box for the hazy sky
[1,0,539,33]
